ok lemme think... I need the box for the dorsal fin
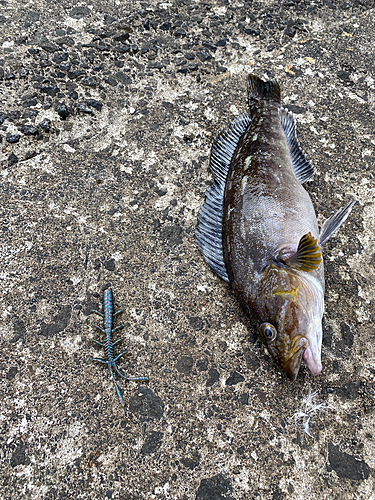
[196,113,251,282]
[210,112,252,185]
[280,233,322,272]
[279,107,315,184]
[319,200,356,246]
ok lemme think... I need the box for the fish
[196,74,355,380]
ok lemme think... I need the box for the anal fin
[319,200,356,246]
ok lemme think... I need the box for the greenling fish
[196,74,355,380]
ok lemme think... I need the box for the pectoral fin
[319,200,356,246]
[282,233,322,272]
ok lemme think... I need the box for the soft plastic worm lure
[92,288,148,406]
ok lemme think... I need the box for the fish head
[256,267,323,380]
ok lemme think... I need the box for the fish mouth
[284,336,310,381]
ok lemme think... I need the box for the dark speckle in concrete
[103,259,115,271]
[206,368,220,387]
[226,371,245,386]
[77,102,93,114]
[340,322,354,347]
[11,319,26,343]
[6,133,20,143]
[196,358,208,372]
[39,306,71,336]
[244,348,261,371]
[196,473,234,500]
[141,430,163,455]
[55,102,70,120]
[328,443,370,480]
[189,316,204,331]
[39,118,51,132]
[85,98,102,111]
[10,443,30,467]
[285,104,306,114]
[160,224,183,246]
[8,152,18,166]
[69,6,91,19]
[238,392,249,405]
[19,124,38,136]
[336,380,361,400]
[181,451,200,469]
[6,366,18,380]
[175,355,194,375]
[128,387,164,421]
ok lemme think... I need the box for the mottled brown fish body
[223,86,324,379]
[196,74,355,380]
[223,101,322,285]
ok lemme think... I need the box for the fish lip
[303,346,322,376]
[284,336,310,381]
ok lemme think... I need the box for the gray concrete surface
[1,0,374,498]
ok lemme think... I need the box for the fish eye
[260,322,277,342]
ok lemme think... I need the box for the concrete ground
[1,0,374,498]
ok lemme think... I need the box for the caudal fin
[247,74,281,113]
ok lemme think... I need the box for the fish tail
[247,74,281,113]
